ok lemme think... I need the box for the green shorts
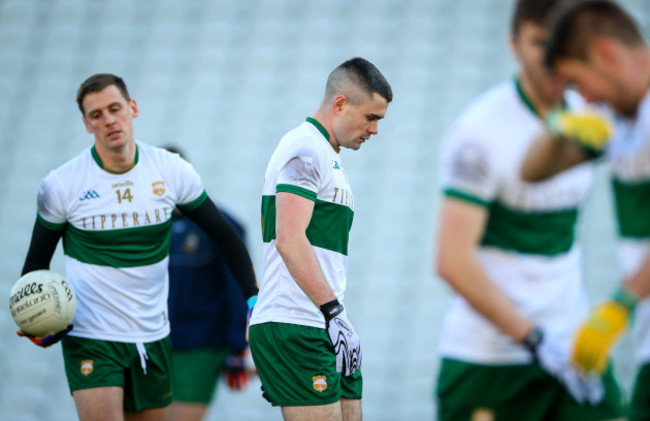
[629,362,650,421]
[61,335,173,413]
[172,348,230,404]
[436,358,624,421]
[249,322,362,407]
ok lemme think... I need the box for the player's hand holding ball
[320,299,362,377]
[9,270,76,348]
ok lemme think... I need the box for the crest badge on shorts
[152,181,165,196]
[80,360,94,376]
[312,375,327,392]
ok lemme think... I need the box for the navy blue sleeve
[180,197,259,299]
[21,218,63,276]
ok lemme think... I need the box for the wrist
[320,299,344,322]
[612,285,639,312]
[246,296,258,311]
[522,326,544,355]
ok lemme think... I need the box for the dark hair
[325,57,393,104]
[511,0,560,35]
[545,0,644,68]
[76,73,131,115]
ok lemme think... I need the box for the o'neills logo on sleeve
[312,375,327,392]
[152,181,165,196]
[81,360,94,376]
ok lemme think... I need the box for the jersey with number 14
[36,141,206,343]
[252,118,354,329]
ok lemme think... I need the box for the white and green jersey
[605,90,650,362]
[251,118,354,329]
[37,141,206,343]
[438,80,595,363]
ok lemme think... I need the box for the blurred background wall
[0,1,648,419]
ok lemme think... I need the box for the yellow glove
[545,109,614,154]
[572,286,638,374]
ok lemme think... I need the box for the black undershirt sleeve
[181,197,259,299]
[21,218,63,276]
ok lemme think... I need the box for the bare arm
[436,197,533,341]
[520,133,590,182]
[624,253,650,299]
[275,191,336,307]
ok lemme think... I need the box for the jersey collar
[514,77,567,118]
[91,144,139,173]
[306,117,330,141]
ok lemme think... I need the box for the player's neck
[517,74,562,119]
[94,141,137,174]
[310,111,340,153]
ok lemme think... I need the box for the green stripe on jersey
[482,201,578,256]
[261,195,354,255]
[444,189,490,207]
[276,184,317,201]
[37,213,66,231]
[177,190,208,211]
[62,220,172,267]
[612,177,650,238]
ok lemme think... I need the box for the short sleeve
[439,127,499,206]
[174,156,207,210]
[36,173,68,230]
[276,144,322,201]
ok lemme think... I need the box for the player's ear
[332,95,348,115]
[589,38,620,72]
[508,34,520,60]
[130,99,139,118]
[82,116,93,134]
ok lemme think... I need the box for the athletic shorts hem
[272,396,342,407]
[69,382,124,393]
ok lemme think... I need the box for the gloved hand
[545,109,613,154]
[246,295,257,342]
[572,286,638,374]
[523,327,604,405]
[320,299,362,377]
[224,349,250,391]
[17,324,73,348]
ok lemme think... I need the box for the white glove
[524,327,604,405]
[320,300,362,376]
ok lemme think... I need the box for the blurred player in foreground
[19,73,258,421]
[434,0,624,419]
[164,145,253,421]
[249,57,392,421]
[521,1,650,419]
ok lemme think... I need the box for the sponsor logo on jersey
[79,190,100,201]
[312,375,327,392]
[80,207,171,229]
[152,181,165,196]
[332,160,341,170]
[81,360,94,376]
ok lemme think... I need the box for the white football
[9,270,76,337]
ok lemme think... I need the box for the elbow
[435,251,459,288]
[520,166,543,183]
[275,229,297,259]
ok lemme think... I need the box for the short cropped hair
[545,0,645,68]
[510,0,560,35]
[76,73,131,115]
[324,57,393,105]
